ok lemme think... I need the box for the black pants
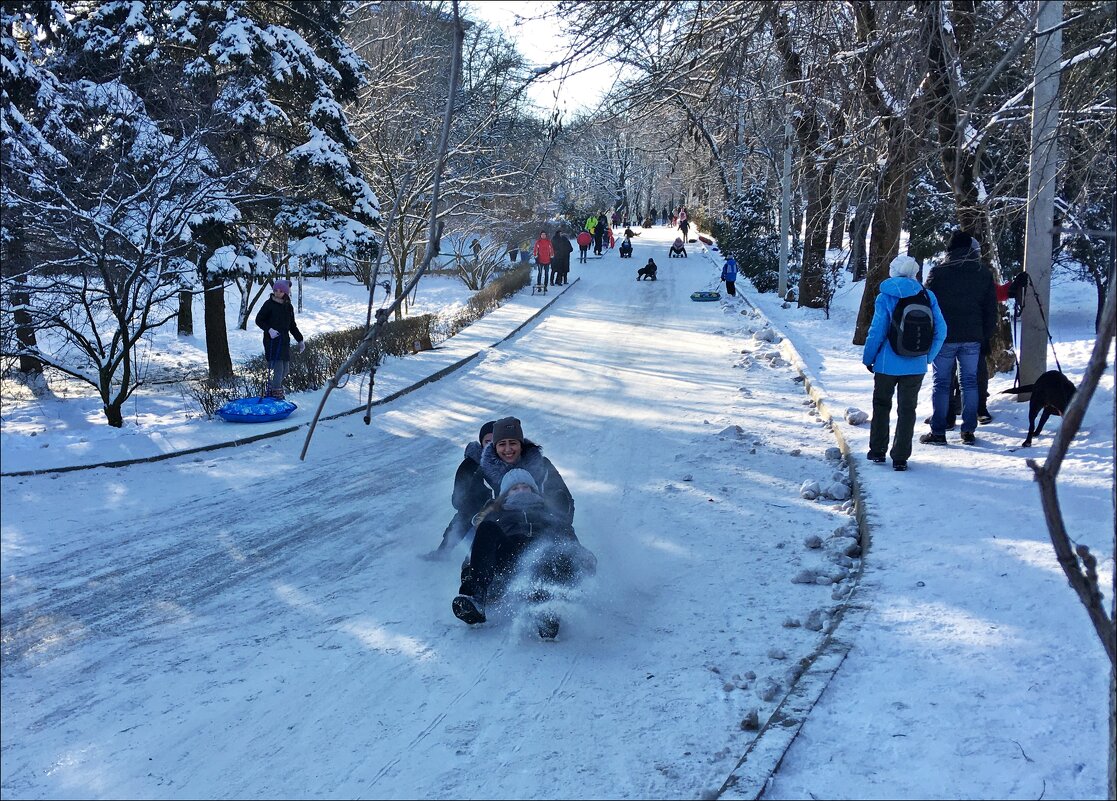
[869,373,924,463]
[459,521,530,602]
[535,262,549,289]
[578,247,588,263]
[436,509,473,553]
[459,523,593,603]
[724,280,736,296]
[593,233,603,255]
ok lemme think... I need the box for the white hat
[889,255,920,279]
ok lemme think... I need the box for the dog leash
[1009,273,1063,389]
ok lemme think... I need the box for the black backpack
[888,289,935,357]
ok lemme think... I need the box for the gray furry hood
[480,440,546,494]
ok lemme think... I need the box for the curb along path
[688,246,872,801]
[0,280,579,478]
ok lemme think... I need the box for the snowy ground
[0,225,1112,800]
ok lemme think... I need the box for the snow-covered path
[1,228,859,798]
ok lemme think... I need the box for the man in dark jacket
[426,421,496,559]
[921,230,996,445]
[550,229,573,285]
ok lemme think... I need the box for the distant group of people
[863,228,1004,471]
[430,416,596,639]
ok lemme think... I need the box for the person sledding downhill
[452,417,596,640]
[425,421,496,560]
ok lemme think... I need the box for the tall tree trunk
[854,150,916,343]
[203,277,233,382]
[829,203,847,250]
[848,194,873,282]
[177,289,193,336]
[798,161,835,309]
[12,289,43,375]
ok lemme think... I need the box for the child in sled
[668,237,687,258]
[452,468,595,638]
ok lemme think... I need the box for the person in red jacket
[576,229,592,264]
[532,231,554,292]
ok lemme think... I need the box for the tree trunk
[829,203,847,250]
[848,203,872,281]
[177,289,193,336]
[204,277,234,382]
[798,161,835,309]
[103,402,124,428]
[854,152,915,344]
[12,289,43,375]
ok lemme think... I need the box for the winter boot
[452,595,486,625]
[537,612,560,640]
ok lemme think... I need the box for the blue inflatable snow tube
[216,396,297,423]
[690,291,721,302]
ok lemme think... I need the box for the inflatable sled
[690,291,722,302]
[216,396,297,423]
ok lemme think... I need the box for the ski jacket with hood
[862,276,948,375]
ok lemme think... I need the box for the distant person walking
[551,229,573,286]
[863,255,947,471]
[920,230,996,446]
[576,230,592,264]
[533,230,554,293]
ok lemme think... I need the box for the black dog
[1000,369,1076,447]
[637,260,658,281]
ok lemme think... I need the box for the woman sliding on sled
[452,417,594,638]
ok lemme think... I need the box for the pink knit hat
[273,279,291,294]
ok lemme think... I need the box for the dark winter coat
[452,441,494,514]
[551,232,573,270]
[479,440,575,525]
[925,247,996,344]
[255,297,304,361]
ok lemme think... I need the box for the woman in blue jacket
[862,255,947,471]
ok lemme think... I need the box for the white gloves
[297,341,306,354]
[268,328,279,339]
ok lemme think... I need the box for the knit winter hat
[478,420,495,444]
[947,230,974,252]
[273,279,291,294]
[500,468,538,496]
[889,255,920,279]
[491,416,524,444]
